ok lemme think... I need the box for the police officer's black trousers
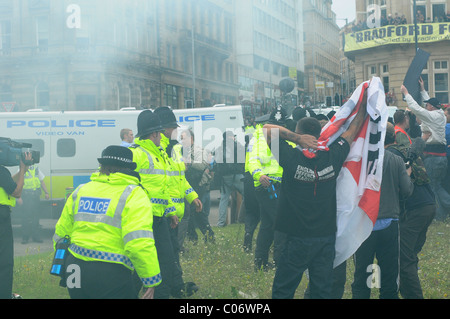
[0,206,13,299]
[153,216,183,299]
[66,253,137,299]
[243,172,260,251]
[254,185,285,269]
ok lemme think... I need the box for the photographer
[0,152,31,299]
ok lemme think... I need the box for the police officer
[243,127,260,252]
[53,146,160,299]
[247,107,286,271]
[0,152,31,299]
[17,164,49,244]
[154,106,201,297]
[129,110,178,299]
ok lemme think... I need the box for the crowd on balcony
[348,10,450,33]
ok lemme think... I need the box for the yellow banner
[289,67,297,80]
[345,23,450,52]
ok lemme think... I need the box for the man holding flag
[268,78,389,299]
[267,85,369,299]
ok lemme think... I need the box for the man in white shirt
[120,128,134,147]
[401,79,449,221]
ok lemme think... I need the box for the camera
[0,137,40,167]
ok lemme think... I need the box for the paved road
[13,190,229,257]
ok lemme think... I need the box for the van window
[57,138,76,157]
[16,139,45,158]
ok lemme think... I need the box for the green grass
[13,221,449,299]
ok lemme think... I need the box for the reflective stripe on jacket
[130,138,176,217]
[53,171,161,288]
[161,135,198,220]
[247,127,283,187]
[24,166,41,190]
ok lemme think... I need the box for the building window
[36,16,49,52]
[0,84,12,103]
[434,60,449,104]
[35,82,50,108]
[0,20,11,55]
[76,16,90,52]
[164,84,178,108]
[76,94,96,110]
[368,65,377,79]
[130,86,142,108]
[432,4,446,22]
[435,73,448,104]
[57,139,76,158]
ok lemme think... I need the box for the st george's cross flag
[304,77,389,268]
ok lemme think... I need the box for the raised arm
[262,125,318,150]
[341,90,368,145]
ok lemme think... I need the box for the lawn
[12,220,449,299]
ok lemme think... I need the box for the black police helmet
[135,110,164,138]
[154,106,179,128]
[268,106,287,125]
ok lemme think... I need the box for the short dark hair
[393,110,407,125]
[296,117,322,139]
[385,122,396,145]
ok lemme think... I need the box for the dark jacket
[378,148,414,219]
[387,145,435,212]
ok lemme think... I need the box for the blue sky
[332,0,357,27]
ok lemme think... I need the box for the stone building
[0,0,239,112]
[235,0,305,117]
[303,0,342,107]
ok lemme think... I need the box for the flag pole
[413,0,419,52]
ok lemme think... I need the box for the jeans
[424,155,450,221]
[217,174,244,227]
[352,221,400,299]
[272,234,336,299]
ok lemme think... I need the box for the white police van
[0,105,244,217]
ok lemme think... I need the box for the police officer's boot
[243,232,252,252]
[254,258,269,272]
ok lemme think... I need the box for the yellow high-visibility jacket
[247,126,283,188]
[0,187,15,207]
[23,166,41,190]
[160,135,198,220]
[130,138,176,217]
[53,171,161,288]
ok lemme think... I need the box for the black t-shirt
[275,137,350,238]
[0,165,17,195]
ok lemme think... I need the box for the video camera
[0,137,40,167]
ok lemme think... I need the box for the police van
[0,105,244,218]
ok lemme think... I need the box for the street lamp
[268,37,287,108]
[312,42,326,107]
[413,0,419,52]
[191,10,196,108]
